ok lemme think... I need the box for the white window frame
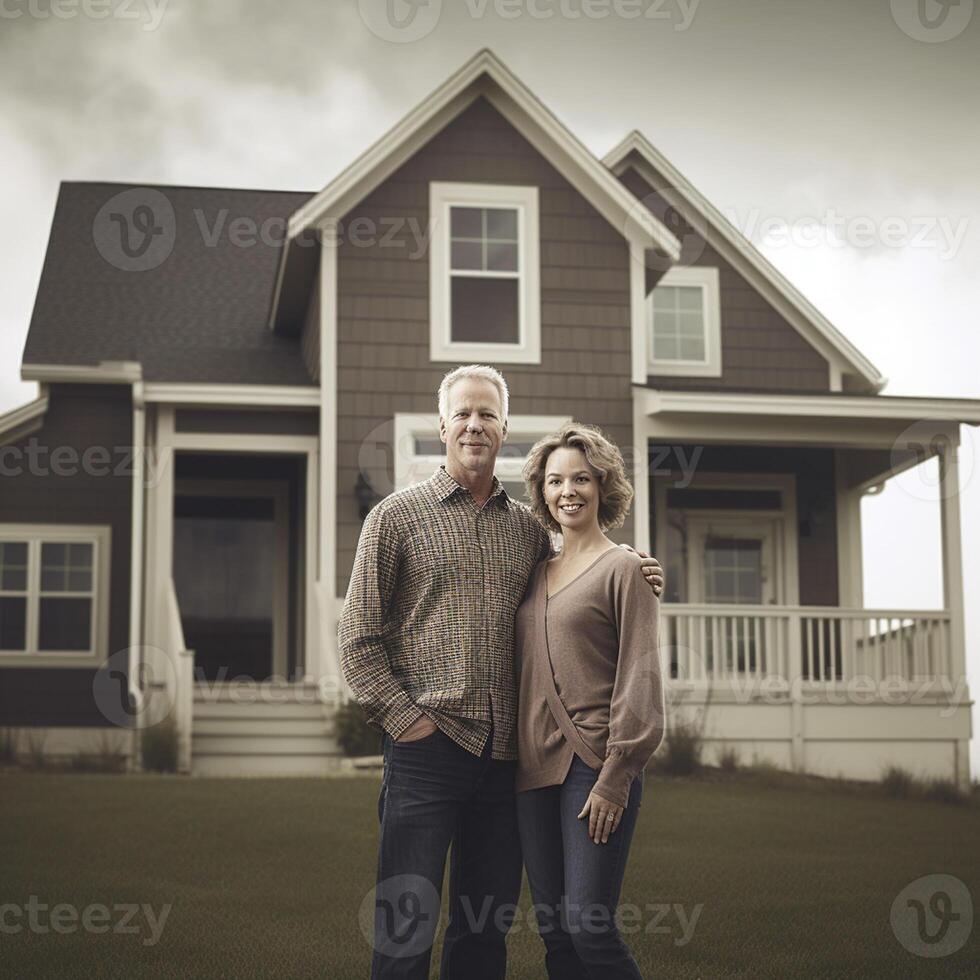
[393,414,570,493]
[429,181,541,364]
[0,524,111,666]
[647,265,721,377]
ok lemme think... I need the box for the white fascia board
[20,361,143,383]
[635,386,980,424]
[142,384,320,407]
[287,51,680,259]
[0,392,49,441]
[604,131,887,391]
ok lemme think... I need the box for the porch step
[191,754,347,778]
[190,681,345,777]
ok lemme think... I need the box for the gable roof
[269,49,681,333]
[22,182,316,385]
[603,130,886,392]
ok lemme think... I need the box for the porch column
[938,433,967,688]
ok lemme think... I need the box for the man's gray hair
[437,365,510,422]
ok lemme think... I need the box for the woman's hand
[617,543,665,596]
[577,790,625,844]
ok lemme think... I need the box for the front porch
[634,388,976,788]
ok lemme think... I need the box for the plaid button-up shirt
[338,464,551,760]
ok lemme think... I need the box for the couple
[339,364,667,980]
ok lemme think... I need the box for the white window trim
[429,181,541,364]
[0,524,111,667]
[647,265,721,378]
[654,472,799,606]
[393,414,570,492]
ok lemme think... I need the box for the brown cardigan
[513,547,666,808]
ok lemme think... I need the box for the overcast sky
[2,0,978,775]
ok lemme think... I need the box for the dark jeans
[370,727,523,980]
[516,754,645,980]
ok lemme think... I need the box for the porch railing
[163,577,195,773]
[661,604,952,688]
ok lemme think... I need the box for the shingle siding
[335,97,634,595]
[0,384,133,725]
[618,166,831,393]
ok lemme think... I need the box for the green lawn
[1,770,977,979]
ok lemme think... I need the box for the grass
[1,769,977,979]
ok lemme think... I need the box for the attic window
[430,182,540,364]
[648,265,721,377]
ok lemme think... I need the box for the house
[1,50,976,784]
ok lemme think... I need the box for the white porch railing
[163,577,195,773]
[661,604,952,688]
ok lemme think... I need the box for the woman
[514,421,666,980]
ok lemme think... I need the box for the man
[339,364,664,980]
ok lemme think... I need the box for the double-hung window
[0,525,110,664]
[647,265,721,377]
[393,414,570,499]
[429,182,540,363]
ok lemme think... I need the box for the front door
[688,517,779,674]
[172,478,289,682]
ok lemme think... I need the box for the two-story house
[2,51,977,784]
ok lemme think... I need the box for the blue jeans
[371,727,523,980]
[516,754,645,979]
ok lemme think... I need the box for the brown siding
[175,408,318,435]
[301,273,320,382]
[650,444,838,606]
[335,98,634,594]
[0,384,133,725]
[618,166,831,394]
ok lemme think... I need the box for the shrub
[0,727,18,765]
[653,712,703,776]
[141,715,179,773]
[718,746,739,772]
[24,730,48,770]
[333,700,383,757]
[69,731,129,773]
[922,778,967,806]
[880,765,916,799]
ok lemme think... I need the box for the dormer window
[647,265,721,377]
[429,182,540,363]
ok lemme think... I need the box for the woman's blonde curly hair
[522,421,634,533]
